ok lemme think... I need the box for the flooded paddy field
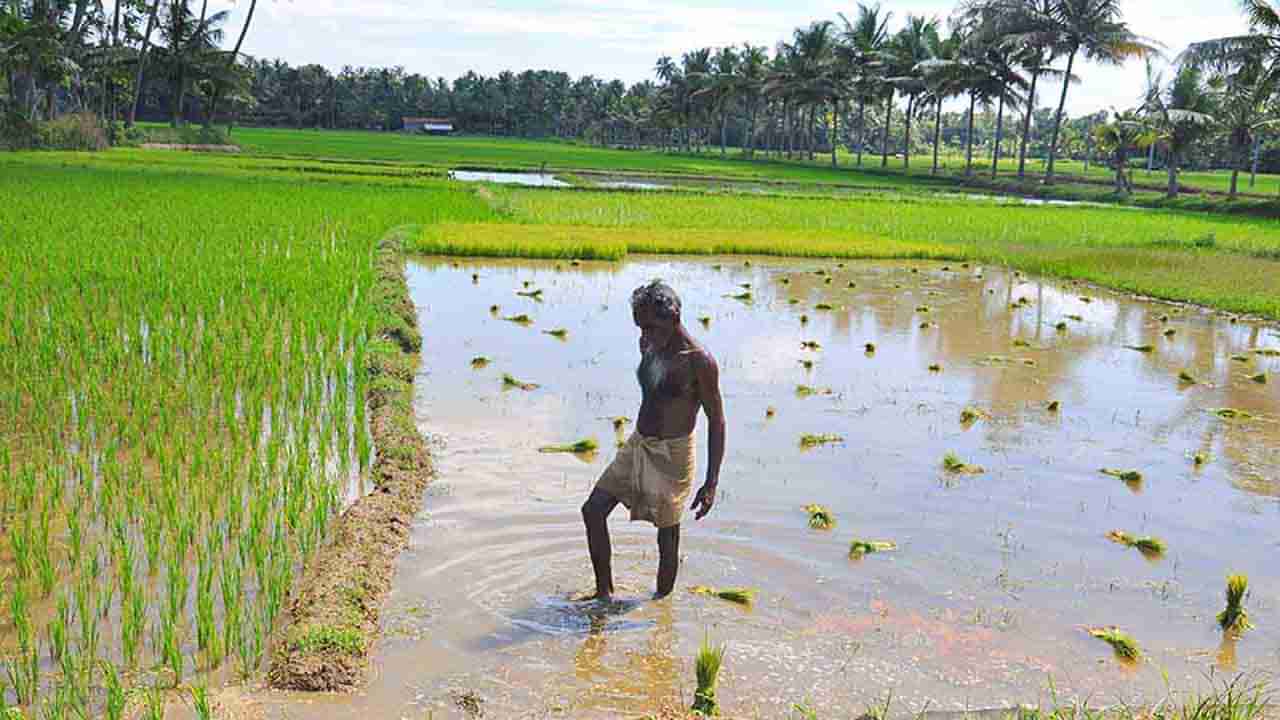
[275,256,1280,719]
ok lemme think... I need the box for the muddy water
[285,257,1280,719]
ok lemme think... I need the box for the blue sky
[210,0,1249,114]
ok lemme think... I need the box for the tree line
[3,0,1279,196]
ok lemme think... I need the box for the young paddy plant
[692,635,726,716]
[1087,626,1141,661]
[1218,574,1252,635]
[689,586,756,606]
[803,504,835,530]
[849,539,898,558]
[542,328,569,340]
[502,373,540,391]
[799,433,843,449]
[1106,530,1167,558]
[942,452,983,474]
[538,438,599,454]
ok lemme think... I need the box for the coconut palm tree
[838,3,893,167]
[1211,61,1279,198]
[1184,0,1280,86]
[736,44,769,157]
[692,46,740,156]
[920,29,963,175]
[1092,108,1154,194]
[1141,60,1217,198]
[887,15,942,169]
[1005,0,1157,183]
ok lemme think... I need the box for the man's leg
[656,524,680,598]
[581,488,619,601]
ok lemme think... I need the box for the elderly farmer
[581,280,727,601]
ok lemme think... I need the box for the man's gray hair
[631,279,681,320]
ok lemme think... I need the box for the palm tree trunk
[990,92,1005,180]
[831,99,839,167]
[127,0,162,128]
[1250,134,1261,187]
[1230,169,1239,199]
[747,103,758,159]
[880,91,892,169]
[720,108,727,157]
[903,95,914,169]
[808,105,817,161]
[1167,148,1178,198]
[856,99,866,167]
[964,92,976,177]
[1018,70,1038,179]
[783,101,792,159]
[1045,48,1077,184]
[931,97,942,176]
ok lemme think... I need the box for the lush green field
[420,184,1280,317]
[0,158,487,714]
[229,126,1280,201]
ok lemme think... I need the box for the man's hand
[690,482,717,520]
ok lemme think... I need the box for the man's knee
[581,490,614,524]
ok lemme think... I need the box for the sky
[208,0,1250,115]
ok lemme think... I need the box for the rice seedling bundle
[537,438,599,454]
[692,635,726,716]
[942,452,984,474]
[1217,574,1252,634]
[502,373,540,391]
[803,504,836,530]
[689,586,756,605]
[799,433,843,448]
[1086,626,1141,661]
[1105,530,1167,557]
[848,539,897,558]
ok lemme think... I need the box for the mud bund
[268,228,431,691]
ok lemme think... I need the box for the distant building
[402,117,454,134]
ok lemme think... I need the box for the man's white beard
[639,350,667,394]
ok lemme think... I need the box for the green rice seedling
[815,303,833,311]
[800,340,821,350]
[729,291,753,302]
[101,661,126,720]
[1066,314,1084,322]
[824,277,833,285]
[1125,344,1155,352]
[543,328,569,340]
[611,417,630,431]
[915,305,931,313]
[780,277,791,285]
[799,433,842,448]
[1087,626,1140,661]
[1211,407,1252,420]
[942,452,983,474]
[689,586,756,605]
[740,282,752,289]
[959,406,988,424]
[143,684,166,720]
[699,316,711,327]
[1100,468,1143,483]
[795,385,832,397]
[502,373,539,391]
[865,342,876,353]
[1178,369,1200,384]
[522,280,532,288]
[1164,328,1177,338]
[490,304,500,314]
[743,260,752,267]
[470,355,491,369]
[188,684,213,720]
[847,281,857,289]
[1249,372,1267,384]
[1106,530,1167,557]
[692,634,726,716]
[803,504,835,530]
[1159,314,1171,323]
[928,364,942,372]
[538,438,599,454]
[1047,400,1061,412]
[1055,321,1068,331]
[1013,339,1031,348]
[1217,574,1252,634]
[711,264,722,270]
[1193,451,1209,466]
[849,539,898,558]
[919,321,933,329]
[1254,348,1280,357]
[799,359,815,370]
[1080,296,1093,303]
[503,313,533,324]
[787,297,800,305]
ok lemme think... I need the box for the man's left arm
[690,351,725,520]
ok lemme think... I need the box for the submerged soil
[252,256,1279,719]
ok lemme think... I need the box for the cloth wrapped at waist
[594,432,696,528]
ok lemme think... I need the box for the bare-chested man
[581,280,726,601]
